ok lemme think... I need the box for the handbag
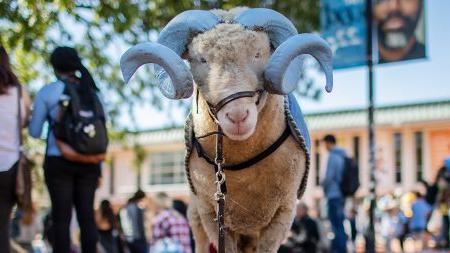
[15,84,33,212]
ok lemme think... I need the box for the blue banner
[320,0,367,69]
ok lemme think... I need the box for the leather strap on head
[207,89,264,116]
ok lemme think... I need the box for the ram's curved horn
[120,10,221,99]
[120,42,193,99]
[234,8,297,48]
[158,10,221,55]
[264,33,333,94]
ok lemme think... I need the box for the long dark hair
[99,200,118,229]
[49,46,98,92]
[0,45,20,95]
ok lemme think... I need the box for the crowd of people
[277,135,450,253]
[6,190,193,253]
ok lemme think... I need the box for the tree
[0,0,320,130]
[132,141,147,191]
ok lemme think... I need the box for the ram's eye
[255,52,261,59]
[200,57,207,64]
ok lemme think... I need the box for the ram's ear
[264,33,333,94]
[120,42,194,99]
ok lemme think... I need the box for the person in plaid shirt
[152,192,192,253]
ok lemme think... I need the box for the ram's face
[188,24,271,140]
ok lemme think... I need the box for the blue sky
[114,1,450,130]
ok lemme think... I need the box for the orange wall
[429,130,450,178]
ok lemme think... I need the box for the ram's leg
[187,198,210,253]
[257,203,296,253]
[198,206,238,253]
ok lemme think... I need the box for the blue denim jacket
[322,147,346,199]
[29,81,65,156]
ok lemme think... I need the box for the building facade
[96,100,450,206]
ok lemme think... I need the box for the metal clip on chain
[214,163,226,201]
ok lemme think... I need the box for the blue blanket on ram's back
[286,93,311,151]
[184,94,311,198]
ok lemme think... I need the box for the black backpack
[53,78,108,154]
[340,156,360,196]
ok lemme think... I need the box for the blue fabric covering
[287,93,310,151]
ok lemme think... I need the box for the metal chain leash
[214,125,226,253]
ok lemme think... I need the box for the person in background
[435,176,450,249]
[380,201,407,253]
[96,199,124,253]
[322,134,347,253]
[435,158,450,249]
[120,190,148,253]
[152,192,191,253]
[173,199,195,253]
[410,191,432,250]
[419,158,450,249]
[0,45,31,253]
[291,202,320,253]
[29,46,105,253]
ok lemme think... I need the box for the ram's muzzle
[120,8,333,99]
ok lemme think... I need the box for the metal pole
[366,0,376,252]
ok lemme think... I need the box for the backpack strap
[60,77,105,120]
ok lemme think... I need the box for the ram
[121,7,333,253]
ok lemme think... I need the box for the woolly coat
[185,90,310,252]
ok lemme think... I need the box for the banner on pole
[321,0,426,69]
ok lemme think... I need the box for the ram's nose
[225,110,249,125]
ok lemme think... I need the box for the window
[315,139,321,186]
[394,133,402,183]
[415,132,424,182]
[353,136,360,166]
[148,151,186,185]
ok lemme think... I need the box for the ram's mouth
[222,123,255,141]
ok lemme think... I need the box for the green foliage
[0,0,320,131]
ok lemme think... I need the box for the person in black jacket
[289,203,320,253]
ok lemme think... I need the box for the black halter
[193,88,290,171]
[197,89,265,123]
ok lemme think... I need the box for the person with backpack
[322,134,348,253]
[29,46,108,253]
[0,45,31,253]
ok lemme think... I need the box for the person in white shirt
[0,45,31,253]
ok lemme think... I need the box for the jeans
[44,156,101,253]
[0,163,17,253]
[328,198,347,253]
